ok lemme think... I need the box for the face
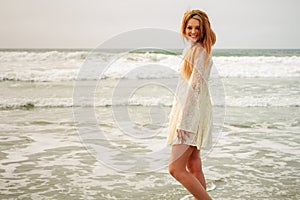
[185,18,201,43]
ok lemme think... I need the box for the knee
[168,163,185,180]
[168,163,176,177]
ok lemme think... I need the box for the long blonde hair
[180,10,216,80]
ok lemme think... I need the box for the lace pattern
[167,46,213,150]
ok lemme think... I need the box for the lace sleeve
[176,50,210,134]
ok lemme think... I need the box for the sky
[0,0,299,49]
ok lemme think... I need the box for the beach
[0,49,299,199]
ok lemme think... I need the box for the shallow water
[1,105,299,199]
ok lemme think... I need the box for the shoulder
[195,47,213,69]
[193,44,209,59]
[195,46,208,62]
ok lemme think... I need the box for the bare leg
[187,148,207,190]
[169,145,211,200]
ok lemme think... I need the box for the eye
[187,26,192,30]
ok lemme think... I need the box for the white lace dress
[166,46,213,150]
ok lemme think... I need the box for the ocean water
[0,48,299,199]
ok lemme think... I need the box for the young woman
[167,9,216,200]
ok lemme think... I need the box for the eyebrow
[187,25,200,28]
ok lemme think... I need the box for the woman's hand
[176,129,191,143]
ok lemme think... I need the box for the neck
[190,42,203,49]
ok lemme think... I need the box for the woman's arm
[176,50,208,135]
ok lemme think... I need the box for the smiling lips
[189,34,198,41]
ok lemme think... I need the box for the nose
[191,28,197,34]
